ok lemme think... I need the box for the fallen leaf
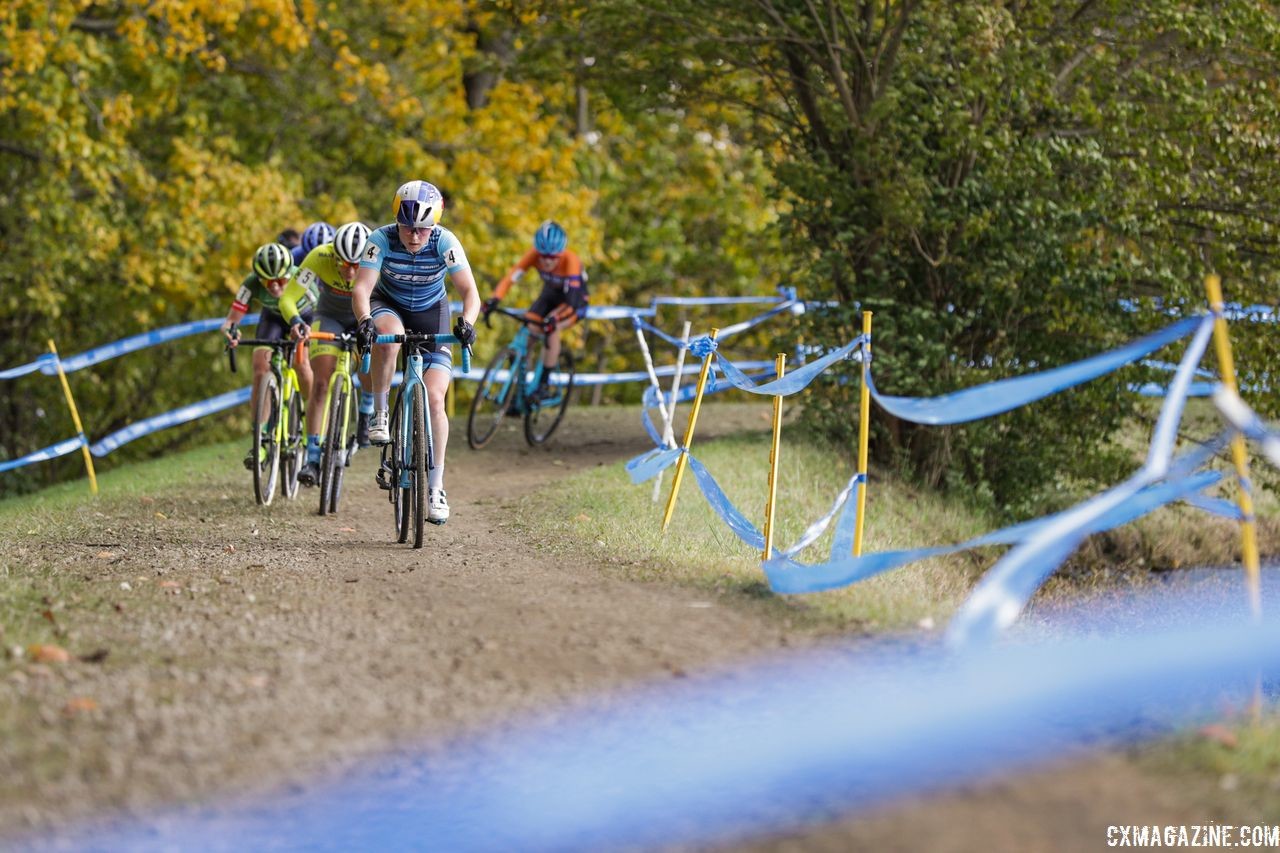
[154,512,167,519]
[95,550,115,560]
[119,582,132,591]
[159,581,181,590]
[63,697,99,716]
[41,609,56,625]
[79,648,110,664]
[224,544,236,554]
[139,496,154,505]
[27,644,70,664]
[1199,724,1239,749]
[574,513,591,522]
[339,527,357,533]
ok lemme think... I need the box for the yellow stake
[445,378,455,418]
[762,353,787,560]
[662,328,720,533]
[1204,275,1261,618]
[47,340,98,495]
[853,311,873,555]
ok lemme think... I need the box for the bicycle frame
[226,332,308,503]
[311,332,356,446]
[486,308,564,411]
[365,332,471,545]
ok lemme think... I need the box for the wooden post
[762,353,786,560]
[661,328,719,533]
[853,311,873,555]
[47,340,98,495]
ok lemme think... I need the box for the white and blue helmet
[300,221,336,254]
[393,181,443,229]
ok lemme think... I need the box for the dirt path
[1,405,1268,849]
[1,406,808,840]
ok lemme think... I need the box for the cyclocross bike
[467,306,576,449]
[365,332,472,549]
[226,328,307,505]
[307,330,359,517]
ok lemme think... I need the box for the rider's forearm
[223,306,246,330]
[352,271,376,322]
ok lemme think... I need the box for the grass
[518,415,998,634]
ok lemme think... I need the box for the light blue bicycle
[366,332,471,548]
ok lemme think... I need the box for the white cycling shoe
[368,409,390,445]
[427,488,450,524]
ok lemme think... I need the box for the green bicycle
[226,330,307,505]
[308,330,360,516]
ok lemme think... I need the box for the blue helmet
[300,221,336,254]
[534,220,567,255]
[393,181,444,229]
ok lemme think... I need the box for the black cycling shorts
[369,291,453,372]
[526,283,588,328]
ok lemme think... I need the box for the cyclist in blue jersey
[351,180,480,523]
[293,221,335,265]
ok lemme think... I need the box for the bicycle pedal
[427,517,446,526]
[375,464,394,491]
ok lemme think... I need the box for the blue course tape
[765,470,1223,595]
[90,387,251,456]
[0,354,55,381]
[869,315,1204,425]
[714,335,865,397]
[945,439,1225,647]
[0,435,86,474]
[45,315,260,376]
[56,597,1280,852]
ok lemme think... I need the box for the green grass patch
[519,416,998,633]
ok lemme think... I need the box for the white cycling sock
[429,462,444,490]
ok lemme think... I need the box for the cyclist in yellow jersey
[220,242,317,469]
[280,222,375,486]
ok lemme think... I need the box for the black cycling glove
[453,316,476,347]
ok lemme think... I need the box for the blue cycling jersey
[360,224,470,312]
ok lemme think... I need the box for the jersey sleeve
[279,266,314,323]
[359,228,390,271]
[438,230,470,275]
[231,273,259,313]
[494,248,538,300]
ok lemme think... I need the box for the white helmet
[333,221,371,264]
[392,180,443,229]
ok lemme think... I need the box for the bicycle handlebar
[360,333,472,375]
[224,332,303,373]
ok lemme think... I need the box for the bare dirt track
[1,405,812,843]
[0,404,1268,849]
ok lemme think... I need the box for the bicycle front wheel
[281,388,304,500]
[410,382,427,548]
[388,394,411,543]
[467,347,520,449]
[524,350,575,446]
[318,385,346,516]
[252,372,281,505]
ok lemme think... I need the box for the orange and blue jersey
[494,249,586,301]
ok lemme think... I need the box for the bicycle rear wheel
[318,385,345,516]
[410,382,427,548]
[281,389,304,500]
[468,347,520,449]
[252,373,281,505]
[524,350,575,446]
